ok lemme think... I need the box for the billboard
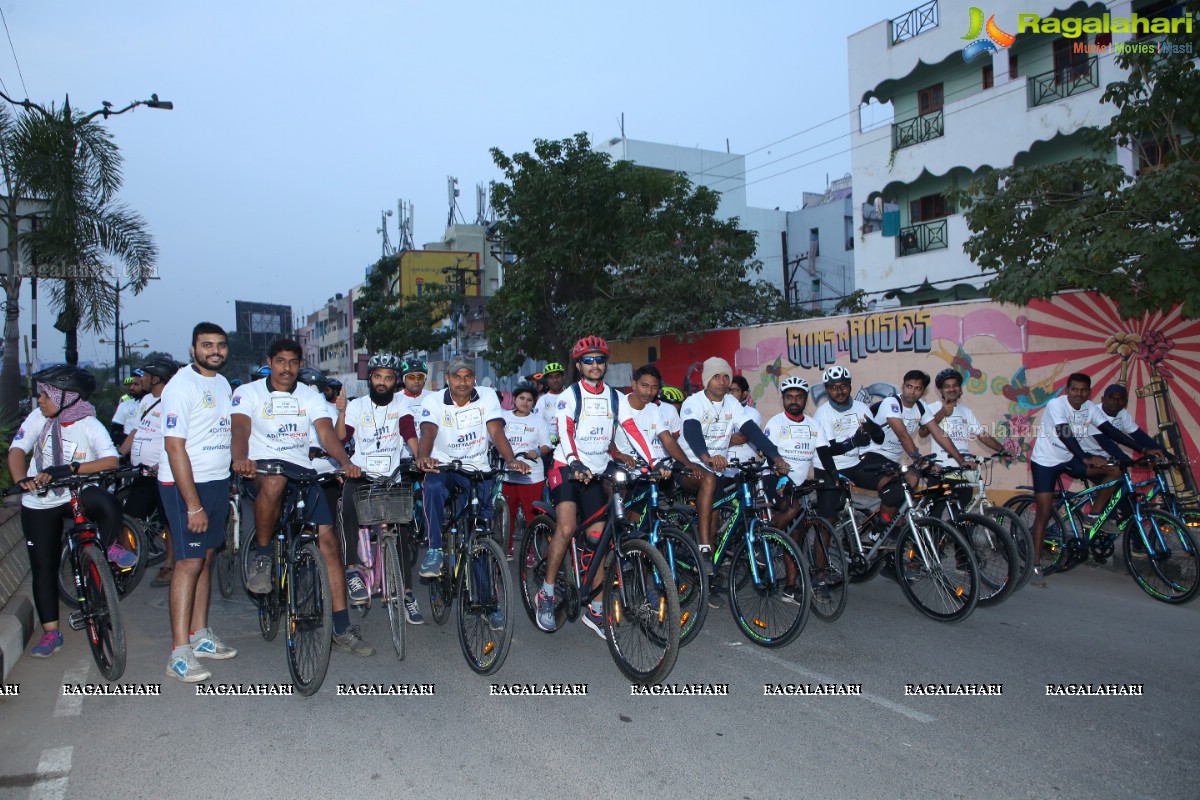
[395,250,481,299]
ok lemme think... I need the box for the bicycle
[215,475,248,599]
[1134,456,1200,532]
[349,464,416,660]
[57,466,149,607]
[952,453,1034,590]
[242,462,336,695]
[422,461,515,675]
[833,455,980,623]
[10,473,126,680]
[774,477,848,623]
[518,460,681,683]
[1006,459,1199,604]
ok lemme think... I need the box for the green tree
[486,133,781,374]
[953,9,1200,319]
[353,254,456,355]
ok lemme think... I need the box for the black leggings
[22,487,124,626]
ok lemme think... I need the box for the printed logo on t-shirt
[557,399,568,410]
[231,395,241,407]
[202,391,216,408]
[13,429,23,441]
[165,414,178,429]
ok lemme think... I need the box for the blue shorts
[160,479,231,559]
[1030,457,1089,494]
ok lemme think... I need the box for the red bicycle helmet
[571,335,610,359]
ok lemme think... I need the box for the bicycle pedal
[68,611,86,631]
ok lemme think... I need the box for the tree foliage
[353,254,456,355]
[953,7,1200,319]
[486,133,781,374]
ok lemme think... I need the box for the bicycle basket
[353,483,414,525]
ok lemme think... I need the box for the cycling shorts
[1030,457,1089,494]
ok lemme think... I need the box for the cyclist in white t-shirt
[399,356,433,420]
[500,381,551,556]
[727,375,763,465]
[232,338,373,657]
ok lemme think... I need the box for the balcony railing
[897,218,948,257]
[890,0,939,45]
[1028,56,1099,108]
[892,108,944,150]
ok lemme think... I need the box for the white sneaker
[166,648,211,683]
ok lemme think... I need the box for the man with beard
[337,353,422,621]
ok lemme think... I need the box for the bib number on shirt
[365,454,392,474]
[455,408,483,429]
[271,396,300,416]
[583,398,610,418]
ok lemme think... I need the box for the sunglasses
[579,355,608,365]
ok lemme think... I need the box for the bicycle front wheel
[605,538,680,684]
[797,516,848,622]
[287,541,333,696]
[517,515,567,632]
[979,504,1034,591]
[457,536,514,675]
[957,512,1018,607]
[79,544,126,681]
[728,527,811,647]
[1123,509,1200,604]
[381,533,406,660]
[1005,494,1070,574]
[894,517,979,623]
[492,494,511,553]
[141,512,168,567]
[216,500,239,599]
[651,525,708,647]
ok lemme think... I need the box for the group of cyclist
[9,319,1171,682]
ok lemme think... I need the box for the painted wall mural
[608,291,1199,500]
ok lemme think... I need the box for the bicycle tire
[457,536,514,674]
[79,544,126,681]
[650,525,708,647]
[957,512,1018,607]
[836,509,887,583]
[728,527,811,647]
[58,516,145,609]
[216,500,239,599]
[428,567,452,625]
[492,494,511,553]
[894,516,979,623]
[604,538,680,684]
[797,516,848,622]
[517,514,568,632]
[381,534,406,661]
[1005,494,1070,574]
[1123,509,1200,604]
[286,541,333,696]
[979,504,1034,591]
[140,511,168,567]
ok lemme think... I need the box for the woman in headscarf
[7,366,125,658]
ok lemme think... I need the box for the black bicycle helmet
[400,357,428,376]
[935,368,963,389]
[140,355,181,382]
[297,367,329,387]
[327,378,343,392]
[32,365,97,400]
[511,381,539,399]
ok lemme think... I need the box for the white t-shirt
[501,410,548,484]
[552,383,630,473]
[131,393,167,468]
[728,403,763,464]
[1081,406,1139,457]
[763,412,828,481]
[400,389,433,439]
[232,378,332,469]
[1031,396,1108,467]
[614,400,669,466]
[538,391,566,443]
[159,366,233,484]
[345,395,416,477]
[419,387,504,471]
[926,401,983,467]
[678,393,750,465]
[658,402,682,438]
[12,411,118,510]
[814,400,874,471]
[113,397,138,435]
[863,396,934,463]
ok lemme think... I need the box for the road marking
[53,662,89,718]
[29,746,71,800]
[723,640,936,723]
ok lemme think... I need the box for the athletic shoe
[332,625,376,657]
[346,567,369,606]
[150,566,173,588]
[191,630,237,660]
[31,630,63,658]
[581,605,607,640]
[535,589,556,632]
[781,584,803,605]
[166,648,211,683]
[404,591,424,625]
[246,555,272,594]
[707,590,725,610]
[1032,565,1047,588]
[419,548,444,578]
[488,607,505,631]
[106,543,138,570]
[699,548,714,577]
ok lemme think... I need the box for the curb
[0,577,34,682]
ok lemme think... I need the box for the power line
[0,6,28,98]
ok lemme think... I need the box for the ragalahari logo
[961,7,1016,62]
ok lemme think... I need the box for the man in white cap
[677,356,789,604]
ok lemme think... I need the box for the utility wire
[0,6,28,99]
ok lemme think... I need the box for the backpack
[571,382,620,426]
[868,394,924,421]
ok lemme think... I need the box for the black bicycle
[57,466,149,607]
[241,462,335,696]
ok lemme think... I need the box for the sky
[3,0,908,365]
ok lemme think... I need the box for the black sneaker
[781,584,803,605]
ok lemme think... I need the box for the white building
[595,138,788,293]
[784,175,856,312]
[848,0,1176,304]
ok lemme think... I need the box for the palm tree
[0,96,157,417]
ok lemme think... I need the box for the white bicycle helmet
[822,365,851,385]
[780,376,810,393]
[368,352,403,372]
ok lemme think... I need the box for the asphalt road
[1,559,1196,800]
